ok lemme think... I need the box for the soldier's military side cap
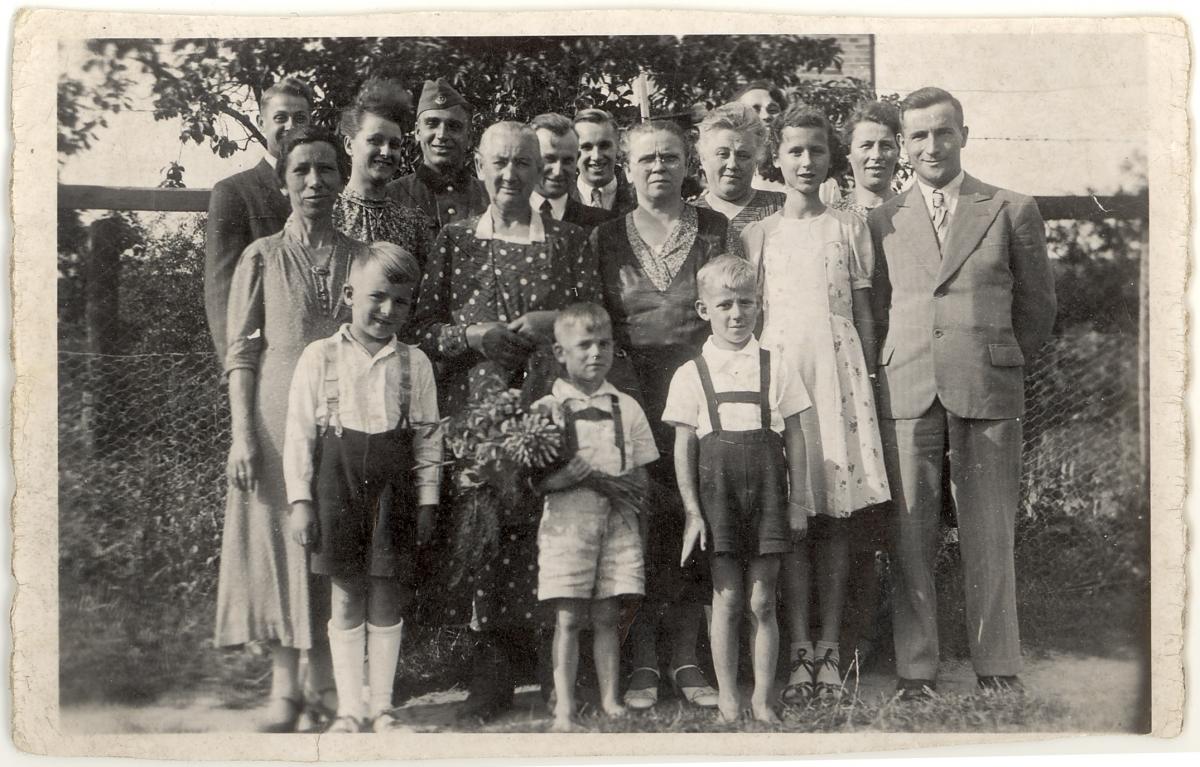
[417,78,472,115]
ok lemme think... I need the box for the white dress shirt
[546,378,660,476]
[529,190,569,221]
[914,169,966,220]
[577,176,617,210]
[283,325,442,505]
[662,336,811,439]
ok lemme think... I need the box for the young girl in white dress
[740,105,891,703]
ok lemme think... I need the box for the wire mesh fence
[57,212,1148,701]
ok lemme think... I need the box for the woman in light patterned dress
[218,125,367,732]
[333,77,432,269]
[691,102,785,247]
[740,105,890,704]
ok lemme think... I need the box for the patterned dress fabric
[333,189,433,267]
[742,208,890,517]
[412,210,598,630]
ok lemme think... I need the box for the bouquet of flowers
[441,386,655,589]
[442,388,566,587]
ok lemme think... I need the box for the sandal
[781,643,816,706]
[622,666,660,710]
[670,664,719,708]
[813,645,844,700]
[258,695,304,733]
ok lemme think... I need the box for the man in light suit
[867,87,1056,699]
[204,77,312,361]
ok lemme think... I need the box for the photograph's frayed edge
[10,7,1191,759]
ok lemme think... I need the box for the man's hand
[289,501,319,548]
[541,455,592,493]
[680,511,707,566]
[416,504,437,546]
[466,322,536,369]
[507,311,558,343]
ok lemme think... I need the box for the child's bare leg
[747,556,782,724]
[710,556,744,722]
[552,599,587,732]
[591,597,625,716]
[365,578,412,722]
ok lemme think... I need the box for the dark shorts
[699,428,791,557]
[311,426,417,583]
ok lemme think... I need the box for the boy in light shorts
[535,302,659,732]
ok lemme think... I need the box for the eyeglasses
[634,153,684,168]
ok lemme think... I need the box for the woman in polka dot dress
[410,122,598,722]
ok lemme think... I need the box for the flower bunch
[441,388,567,587]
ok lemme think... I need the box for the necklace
[309,240,338,314]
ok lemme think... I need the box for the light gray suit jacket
[867,174,1056,420]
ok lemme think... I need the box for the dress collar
[474,205,546,243]
[552,377,619,401]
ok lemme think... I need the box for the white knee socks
[328,621,367,720]
[366,620,404,717]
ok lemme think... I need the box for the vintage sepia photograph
[8,7,1190,760]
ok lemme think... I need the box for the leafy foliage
[60,36,854,183]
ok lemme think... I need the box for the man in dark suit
[387,78,488,234]
[204,77,313,361]
[573,108,637,216]
[529,112,617,230]
[868,87,1056,699]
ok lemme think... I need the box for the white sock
[366,620,404,717]
[327,621,367,720]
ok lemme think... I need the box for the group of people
[204,71,1056,734]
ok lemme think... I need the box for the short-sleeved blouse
[333,189,433,267]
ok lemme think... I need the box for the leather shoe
[977,675,1025,694]
[894,678,937,701]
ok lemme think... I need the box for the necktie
[931,189,949,248]
[539,198,553,218]
[590,186,604,209]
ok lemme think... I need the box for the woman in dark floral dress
[333,76,432,268]
[411,121,597,722]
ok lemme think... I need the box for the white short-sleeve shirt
[662,336,811,439]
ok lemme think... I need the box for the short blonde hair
[696,254,758,297]
[350,241,421,287]
[554,302,612,342]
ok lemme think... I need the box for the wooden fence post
[83,214,129,452]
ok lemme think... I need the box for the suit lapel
[252,159,291,219]
[936,175,1001,287]
[894,187,942,279]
